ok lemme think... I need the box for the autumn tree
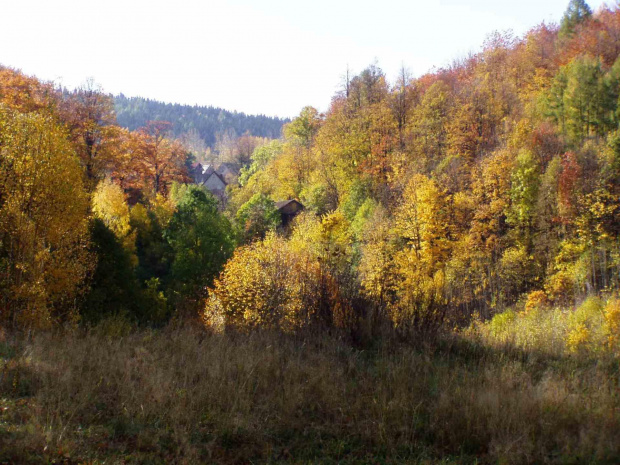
[410,80,453,170]
[128,121,189,198]
[391,65,416,150]
[358,204,396,311]
[203,230,357,333]
[92,178,136,262]
[387,174,455,330]
[204,234,323,332]
[0,106,91,329]
[0,66,58,113]
[61,80,119,188]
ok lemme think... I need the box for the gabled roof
[275,199,304,210]
[204,170,227,186]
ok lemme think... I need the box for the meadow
[2,304,620,464]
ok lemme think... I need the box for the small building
[191,162,227,198]
[191,163,214,185]
[203,170,227,193]
[275,199,305,227]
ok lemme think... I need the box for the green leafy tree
[564,57,606,141]
[130,202,174,285]
[546,57,616,143]
[81,219,142,324]
[238,140,283,186]
[283,106,322,148]
[236,194,281,243]
[164,185,234,309]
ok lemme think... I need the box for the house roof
[205,170,227,186]
[275,199,304,210]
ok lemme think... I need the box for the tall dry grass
[1,322,620,463]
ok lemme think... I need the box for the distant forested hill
[114,94,288,147]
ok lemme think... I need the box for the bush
[524,290,549,314]
[204,234,323,332]
[473,295,620,357]
[204,232,354,333]
[566,296,604,353]
[488,309,517,341]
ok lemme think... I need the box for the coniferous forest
[114,94,287,148]
[2,1,620,462]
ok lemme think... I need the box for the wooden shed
[275,199,304,227]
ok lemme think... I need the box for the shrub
[524,290,549,314]
[546,270,576,305]
[204,234,327,332]
[474,295,620,357]
[488,309,517,342]
[566,296,604,353]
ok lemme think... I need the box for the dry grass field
[1,319,619,464]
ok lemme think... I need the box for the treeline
[114,94,287,149]
[2,0,620,339]
[210,0,620,337]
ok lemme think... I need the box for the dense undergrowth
[1,319,619,464]
[473,294,620,356]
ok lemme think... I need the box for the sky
[0,0,611,118]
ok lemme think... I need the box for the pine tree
[559,0,593,37]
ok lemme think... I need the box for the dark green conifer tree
[559,0,593,37]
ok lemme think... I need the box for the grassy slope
[1,325,619,464]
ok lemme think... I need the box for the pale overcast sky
[0,0,611,118]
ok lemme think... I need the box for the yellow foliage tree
[395,173,452,269]
[390,173,453,330]
[0,105,91,329]
[93,179,132,238]
[204,233,323,332]
[92,178,137,263]
[358,206,396,308]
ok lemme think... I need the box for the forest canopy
[1,1,620,341]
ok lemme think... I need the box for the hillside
[114,94,288,148]
[2,0,620,463]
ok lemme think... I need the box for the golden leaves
[0,106,91,329]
